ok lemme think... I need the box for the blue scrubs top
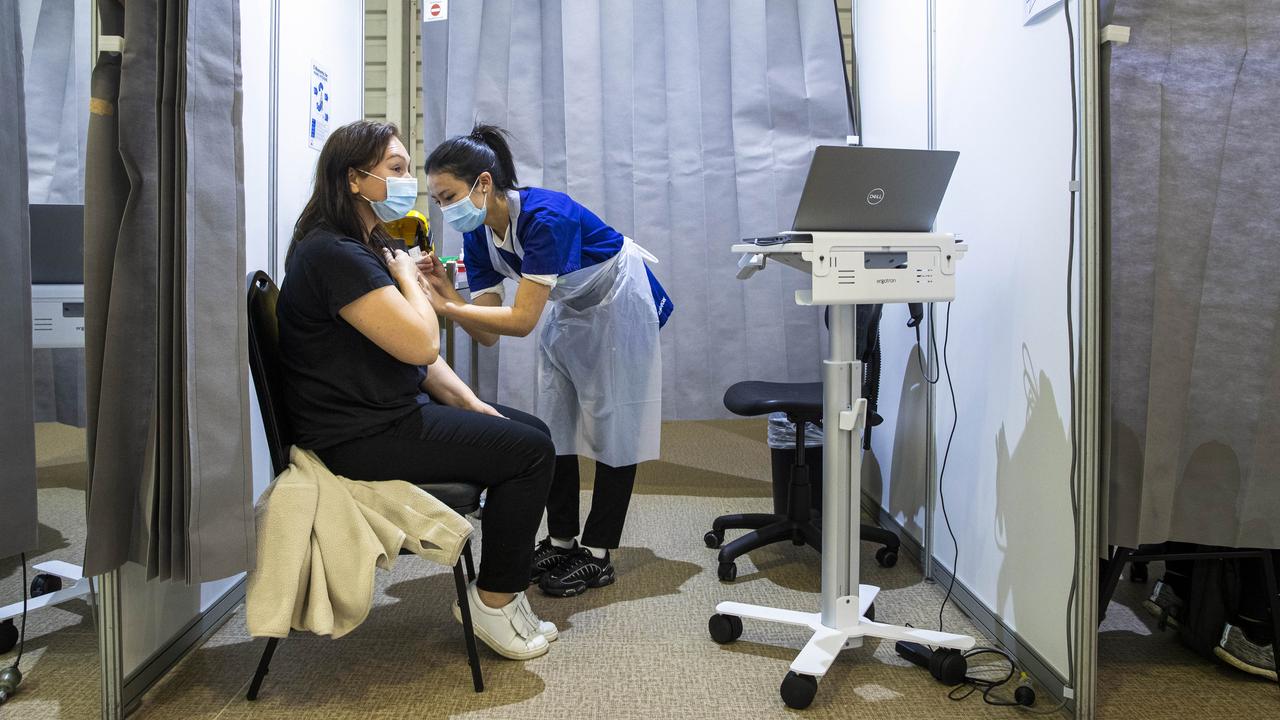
[462,187,673,327]
[462,187,623,290]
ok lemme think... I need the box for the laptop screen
[791,146,959,233]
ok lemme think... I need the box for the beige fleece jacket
[246,447,473,639]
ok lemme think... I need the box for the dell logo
[867,188,885,206]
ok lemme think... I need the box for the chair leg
[1097,546,1134,624]
[718,521,797,565]
[246,637,280,701]
[463,540,477,582]
[452,560,484,693]
[860,524,900,552]
[713,513,781,534]
[800,522,822,552]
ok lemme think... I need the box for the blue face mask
[441,176,488,233]
[359,169,418,223]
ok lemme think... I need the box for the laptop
[745,146,959,243]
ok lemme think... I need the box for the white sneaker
[452,590,558,642]
[453,583,554,660]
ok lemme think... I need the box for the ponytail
[426,122,522,191]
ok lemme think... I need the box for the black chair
[705,306,900,582]
[245,271,485,699]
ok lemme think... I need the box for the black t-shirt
[277,226,427,449]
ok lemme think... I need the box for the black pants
[546,455,637,550]
[318,402,555,594]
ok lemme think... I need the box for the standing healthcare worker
[421,124,673,598]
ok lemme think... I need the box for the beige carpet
[0,423,99,720]
[5,420,1278,719]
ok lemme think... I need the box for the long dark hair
[425,122,522,191]
[287,120,401,265]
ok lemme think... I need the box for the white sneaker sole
[452,602,558,647]
[1214,646,1278,682]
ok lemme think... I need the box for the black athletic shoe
[539,547,615,597]
[531,537,576,584]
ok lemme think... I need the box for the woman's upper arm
[339,286,438,365]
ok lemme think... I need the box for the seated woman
[275,120,557,660]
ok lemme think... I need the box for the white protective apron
[484,195,662,467]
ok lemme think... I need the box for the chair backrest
[246,271,294,477]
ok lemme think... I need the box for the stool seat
[417,482,483,516]
[723,381,822,422]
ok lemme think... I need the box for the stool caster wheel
[704,530,723,549]
[717,562,737,582]
[708,614,743,644]
[1129,562,1149,584]
[875,547,898,568]
[0,620,17,655]
[31,574,63,597]
[865,602,875,622]
[780,671,818,709]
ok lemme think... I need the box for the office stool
[705,381,900,581]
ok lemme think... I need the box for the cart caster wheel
[31,574,63,597]
[717,562,738,582]
[1129,562,1149,584]
[780,671,818,709]
[876,547,898,568]
[0,620,17,655]
[704,530,723,549]
[708,614,744,644]
[865,602,876,622]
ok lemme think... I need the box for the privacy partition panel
[1105,0,1280,549]
[0,0,39,562]
[422,0,852,418]
[84,0,253,583]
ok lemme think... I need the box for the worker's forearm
[444,302,537,338]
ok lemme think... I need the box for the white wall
[274,0,365,276]
[853,0,933,544]
[120,0,363,677]
[854,0,1079,678]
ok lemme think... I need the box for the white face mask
[440,175,490,233]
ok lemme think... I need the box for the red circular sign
[430,3,441,17]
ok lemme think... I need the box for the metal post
[96,570,124,720]
[1075,0,1103,716]
[923,0,939,582]
[821,303,857,627]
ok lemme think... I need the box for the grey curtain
[22,0,90,204]
[1105,0,1280,549]
[84,0,253,582]
[0,0,39,561]
[422,0,851,419]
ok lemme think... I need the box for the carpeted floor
[4,420,1277,719]
[0,423,99,720]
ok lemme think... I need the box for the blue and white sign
[309,62,332,151]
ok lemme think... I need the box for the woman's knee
[499,404,552,438]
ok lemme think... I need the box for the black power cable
[935,302,960,631]
[0,554,29,706]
